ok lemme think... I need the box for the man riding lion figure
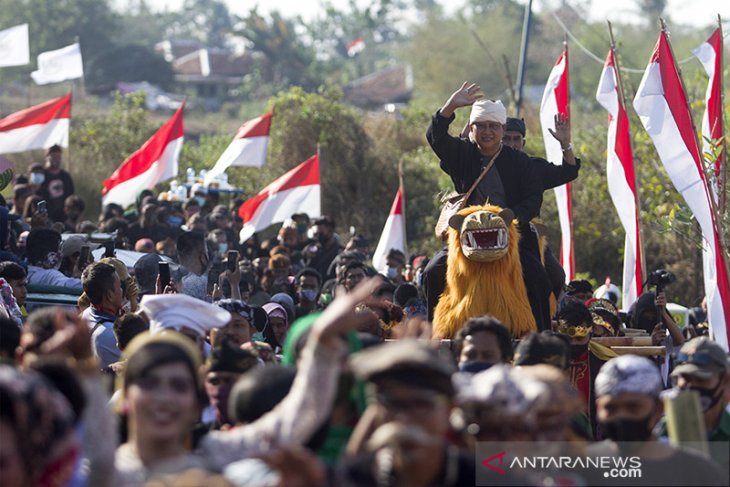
[424,81,579,339]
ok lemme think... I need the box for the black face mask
[458,361,494,374]
[692,382,724,412]
[570,343,589,360]
[600,414,654,442]
[317,233,330,245]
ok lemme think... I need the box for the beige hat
[469,99,507,125]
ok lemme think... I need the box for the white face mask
[30,172,45,185]
[386,266,399,279]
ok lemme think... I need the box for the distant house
[155,40,253,103]
[343,64,413,109]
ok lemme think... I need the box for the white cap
[469,100,507,125]
[140,293,231,337]
[191,183,208,196]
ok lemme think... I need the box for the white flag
[31,43,84,85]
[0,24,29,68]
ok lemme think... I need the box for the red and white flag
[692,28,725,210]
[102,103,185,208]
[372,188,406,273]
[539,47,574,282]
[346,37,365,57]
[596,48,643,309]
[634,31,730,350]
[205,111,272,183]
[239,154,320,242]
[0,93,71,154]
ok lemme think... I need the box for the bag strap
[460,145,502,209]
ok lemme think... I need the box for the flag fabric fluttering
[0,93,71,154]
[239,155,320,243]
[596,47,643,309]
[372,188,407,273]
[31,43,84,85]
[692,27,725,210]
[634,30,730,350]
[0,24,29,68]
[346,38,365,57]
[102,103,185,208]
[539,47,574,282]
[205,111,272,183]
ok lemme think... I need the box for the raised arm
[426,82,482,165]
[201,279,381,470]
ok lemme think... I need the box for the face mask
[167,215,183,226]
[599,414,654,442]
[570,343,589,360]
[195,196,206,207]
[218,243,228,255]
[458,361,494,374]
[386,266,399,279]
[30,173,45,185]
[317,233,329,245]
[691,382,724,411]
[252,331,265,342]
[300,289,318,303]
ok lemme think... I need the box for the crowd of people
[0,86,728,487]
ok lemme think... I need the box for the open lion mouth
[461,227,508,251]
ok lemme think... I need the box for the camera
[647,269,676,291]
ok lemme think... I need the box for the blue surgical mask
[458,361,494,374]
[218,242,228,255]
[300,289,318,302]
[386,266,399,279]
[167,215,183,226]
[195,196,205,207]
[30,172,45,185]
[252,331,265,342]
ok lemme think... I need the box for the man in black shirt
[424,82,557,331]
[41,145,75,223]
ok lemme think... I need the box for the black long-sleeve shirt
[427,110,543,224]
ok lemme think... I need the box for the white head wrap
[141,293,231,337]
[469,100,507,125]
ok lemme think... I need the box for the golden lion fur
[433,204,537,339]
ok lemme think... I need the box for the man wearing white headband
[424,82,551,331]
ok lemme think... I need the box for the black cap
[313,215,335,228]
[505,117,526,137]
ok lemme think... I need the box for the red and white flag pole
[238,154,320,243]
[633,22,730,350]
[596,23,644,310]
[102,102,185,208]
[539,41,574,282]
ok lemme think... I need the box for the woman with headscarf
[262,302,289,353]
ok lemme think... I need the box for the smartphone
[78,245,90,271]
[103,241,115,258]
[37,200,47,214]
[158,262,171,289]
[227,250,239,272]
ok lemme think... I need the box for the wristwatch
[561,143,573,152]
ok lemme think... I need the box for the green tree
[85,45,174,91]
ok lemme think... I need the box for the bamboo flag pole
[398,157,408,261]
[660,18,730,285]
[716,14,727,215]
[608,20,648,284]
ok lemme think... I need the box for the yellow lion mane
[433,204,537,339]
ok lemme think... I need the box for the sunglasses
[675,350,723,369]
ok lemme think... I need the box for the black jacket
[427,111,543,224]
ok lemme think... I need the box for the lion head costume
[433,204,537,339]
